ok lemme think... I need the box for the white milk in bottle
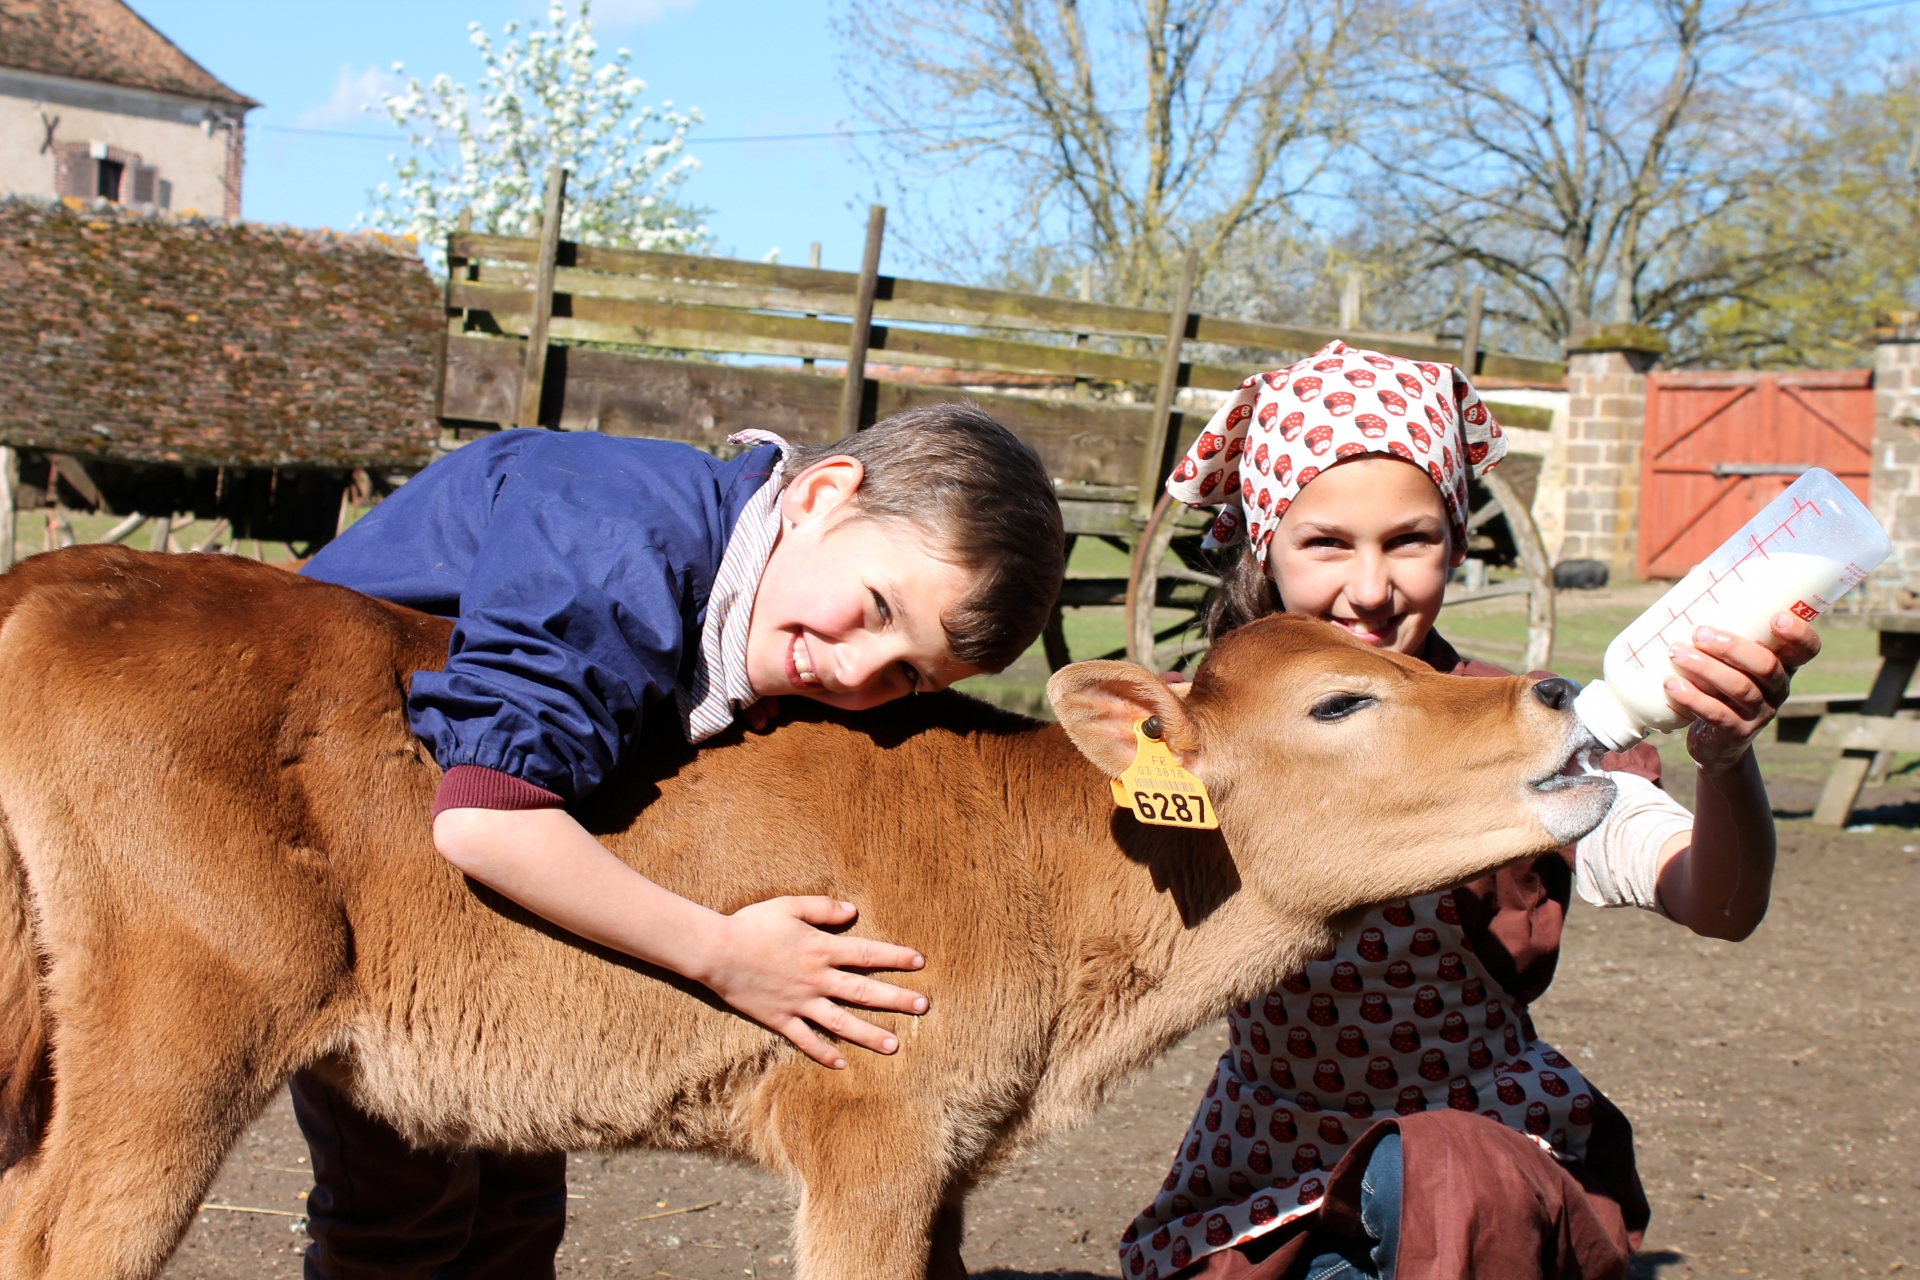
[1573,468,1891,750]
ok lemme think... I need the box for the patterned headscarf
[1165,341,1509,564]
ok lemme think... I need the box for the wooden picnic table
[1784,612,1920,826]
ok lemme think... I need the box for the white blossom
[364,1,708,265]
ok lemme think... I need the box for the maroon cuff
[431,765,565,818]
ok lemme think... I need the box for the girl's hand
[697,897,929,1070]
[743,697,784,733]
[1665,613,1823,776]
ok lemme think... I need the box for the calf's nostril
[1531,677,1578,712]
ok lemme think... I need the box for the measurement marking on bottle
[1621,497,1824,669]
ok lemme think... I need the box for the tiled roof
[0,197,440,468]
[0,0,258,108]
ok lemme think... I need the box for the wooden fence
[432,176,1567,667]
[435,181,1565,539]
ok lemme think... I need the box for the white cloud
[295,63,409,129]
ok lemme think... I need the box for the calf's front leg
[779,1088,971,1280]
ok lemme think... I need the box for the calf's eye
[1310,693,1377,722]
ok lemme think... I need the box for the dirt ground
[160,736,1918,1280]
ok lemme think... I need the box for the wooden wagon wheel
[1469,470,1557,673]
[1125,494,1220,669]
[1122,476,1556,674]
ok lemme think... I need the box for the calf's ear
[1048,661,1203,777]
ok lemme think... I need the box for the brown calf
[0,547,1613,1280]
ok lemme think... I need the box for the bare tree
[1371,0,1831,354]
[1685,71,1920,366]
[835,0,1379,305]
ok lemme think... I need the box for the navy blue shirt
[305,430,778,801]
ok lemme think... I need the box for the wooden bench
[1796,613,1920,826]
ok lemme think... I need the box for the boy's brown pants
[289,1070,568,1279]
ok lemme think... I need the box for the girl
[1119,343,1819,1280]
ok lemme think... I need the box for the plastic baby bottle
[1574,468,1892,750]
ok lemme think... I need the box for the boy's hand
[743,697,783,733]
[1665,612,1822,776]
[699,897,929,1069]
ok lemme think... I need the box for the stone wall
[1559,348,1655,577]
[1867,333,1920,609]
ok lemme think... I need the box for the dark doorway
[96,158,123,201]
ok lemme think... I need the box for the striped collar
[676,430,788,743]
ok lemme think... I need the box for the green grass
[9,511,308,561]
[1439,582,1886,695]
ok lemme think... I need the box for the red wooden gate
[1638,370,1874,579]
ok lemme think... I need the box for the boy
[294,403,1065,1278]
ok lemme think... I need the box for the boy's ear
[781,456,865,528]
[1048,661,1202,777]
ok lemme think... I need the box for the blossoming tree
[366,1,708,262]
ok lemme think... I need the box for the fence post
[434,208,472,432]
[1867,312,1920,609]
[517,167,568,429]
[1459,286,1484,375]
[1340,269,1363,331]
[839,205,887,435]
[1134,249,1199,524]
[0,445,15,570]
[1561,323,1664,581]
[802,241,822,371]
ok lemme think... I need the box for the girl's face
[1266,455,1465,656]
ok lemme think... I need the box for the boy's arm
[1653,613,1821,940]
[434,806,928,1069]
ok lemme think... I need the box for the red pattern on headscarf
[1165,342,1509,562]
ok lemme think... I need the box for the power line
[254,0,1918,149]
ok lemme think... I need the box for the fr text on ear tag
[1112,718,1217,829]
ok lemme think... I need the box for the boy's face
[745,459,983,710]
[1265,454,1463,657]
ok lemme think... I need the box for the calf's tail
[0,562,51,1171]
[0,813,47,1172]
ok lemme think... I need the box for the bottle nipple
[1573,681,1644,752]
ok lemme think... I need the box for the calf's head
[1047,614,1614,922]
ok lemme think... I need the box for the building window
[53,143,160,206]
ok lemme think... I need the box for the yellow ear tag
[1111,718,1218,829]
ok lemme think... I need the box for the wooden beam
[456,281,1266,391]
[96,511,146,545]
[840,205,886,435]
[1136,249,1198,523]
[47,453,106,511]
[148,511,173,553]
[0,445,15,571]
[433,208,473,423]
[1459,286,1485,375]
[517,167,567,428]
[1810,714,1920,754]
[445,231,1568,382]
[441,335,1157,488]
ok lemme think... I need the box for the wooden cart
[433,172,1567,674]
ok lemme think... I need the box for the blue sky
[131,0,885,269]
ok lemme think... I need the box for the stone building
[0,0,256,219]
